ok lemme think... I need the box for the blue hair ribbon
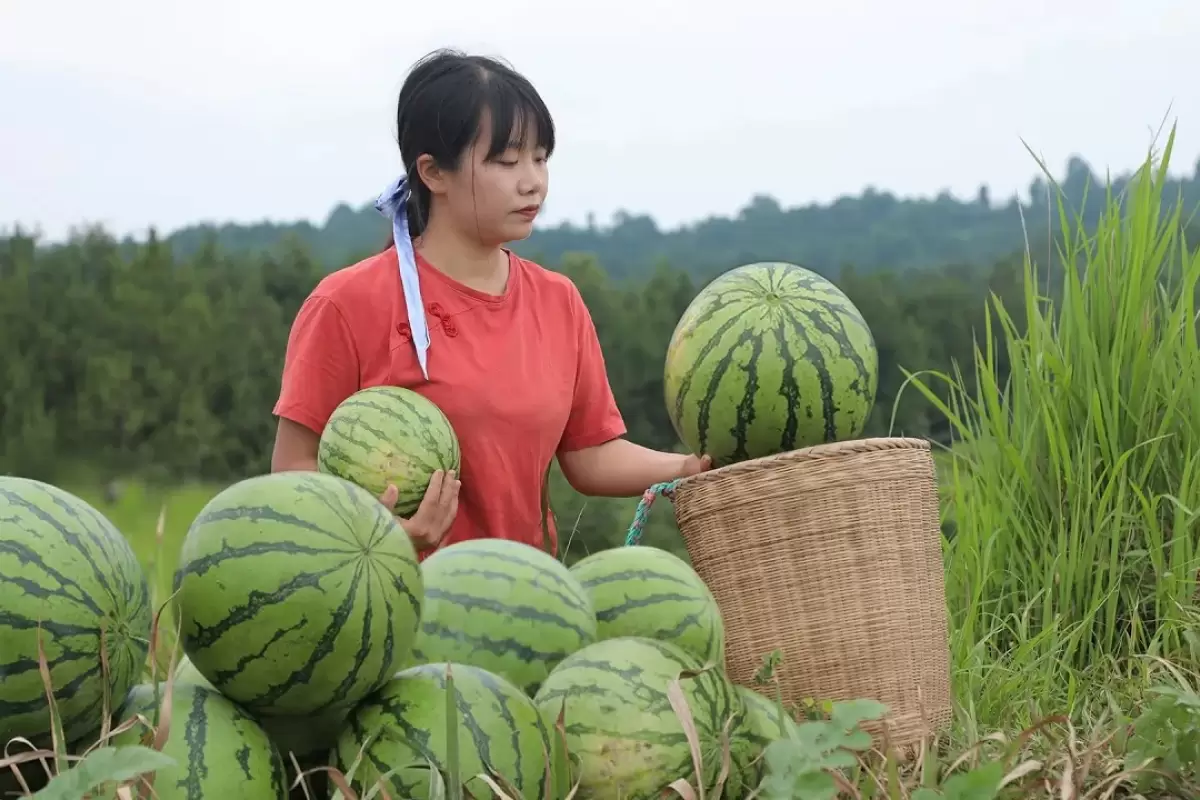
[374,175,430,380]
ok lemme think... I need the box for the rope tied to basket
[624,479,681,546]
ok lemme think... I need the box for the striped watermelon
[111,681,288,799]
[570,545,725,666]
[737,684,801,783]
[412,539,596,695]
[534,637,753,799]
[663,261,878,466]
[317,385,460,518]
[334,662,559,799]
[0,477,152,745]
[172,471,423,718]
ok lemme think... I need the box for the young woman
[270,49,711,558]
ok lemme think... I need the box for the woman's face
[430,114,550,247]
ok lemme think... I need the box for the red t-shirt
[272,247,627,558]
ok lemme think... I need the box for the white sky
[2,0,1198,242]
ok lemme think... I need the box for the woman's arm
[271,418,321,472]
[270,293,359,472]
[555,283,709,497]
[558,439,709,497]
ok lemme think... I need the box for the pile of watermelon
[0,471,792,799]
[0,262,877,799]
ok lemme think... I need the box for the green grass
[905,126,1200,748]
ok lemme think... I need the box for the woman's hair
[389,48,556,240]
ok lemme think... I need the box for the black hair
[391,49,556,239]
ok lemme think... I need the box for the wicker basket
[667,437,952,751]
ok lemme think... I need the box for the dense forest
[1,152,1193,551]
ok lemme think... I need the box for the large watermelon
[569,545,725,667]
[533,636,753,799]
[0,477,152,745]
[663,261,878,466]
[413,539,596,695]
[172,471,424,718]
[333,662,558,799]
[109,681,287,799]
[317,385,460,518]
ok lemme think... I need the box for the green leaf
[32,745,175,800]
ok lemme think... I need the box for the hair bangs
[479,73,555,161]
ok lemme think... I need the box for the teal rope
[624,479,681,546]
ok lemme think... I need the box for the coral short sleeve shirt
[272,247,627,557]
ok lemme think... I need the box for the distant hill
[147,154,1200,280]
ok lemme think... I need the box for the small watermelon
[109,681,287,799]
[412,539,597,695]
[0,477,152,745]
[334,662,557,799]
[317,385,461,518]
[737,685,802,784]
[663,261,878,466]
[570,545,725,666]
[173,471,423,718]
[533,636,754,799]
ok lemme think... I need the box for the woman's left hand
[679,453,713,477]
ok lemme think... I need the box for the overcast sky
[3,0,1198,242]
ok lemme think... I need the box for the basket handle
[624,479,682,546]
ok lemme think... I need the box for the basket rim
[680,436,933,490]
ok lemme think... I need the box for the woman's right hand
[378,469,460,553]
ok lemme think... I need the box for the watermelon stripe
[187,561,354,649]
[425,587,592,640]
[175,471,423,719]
[223,561,366,715]
[116,682,287,799]
[413,540,597,695]
[595,592,720,654]
[184,505,360,550]
[318,386,460,516]
[425,547,590,606]
[571,548,725,667]
[533,637,751,799]
[0,491,123,608]
[0,478,152,745]
[338,663,550,797]
[417,619,576,666]
[664,262,876,465]
[324,409,444,477]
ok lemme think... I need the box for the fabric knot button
[427,302,446,318]
[395,322,412,343]
[442,318,459,338]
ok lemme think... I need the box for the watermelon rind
[412,538,597,696]
[737,684,802,785]
[663,261,878,466]
[172,654,215,692]
[317,385,461,518]
[334,662,556,799]
[569,545,725,667]
[533,636,754,799]
[110,681,288,799]
[172,470,424,718]
[0,476,152,746]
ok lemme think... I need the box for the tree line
[0,225,1028,488]
[152,154,1200,280]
